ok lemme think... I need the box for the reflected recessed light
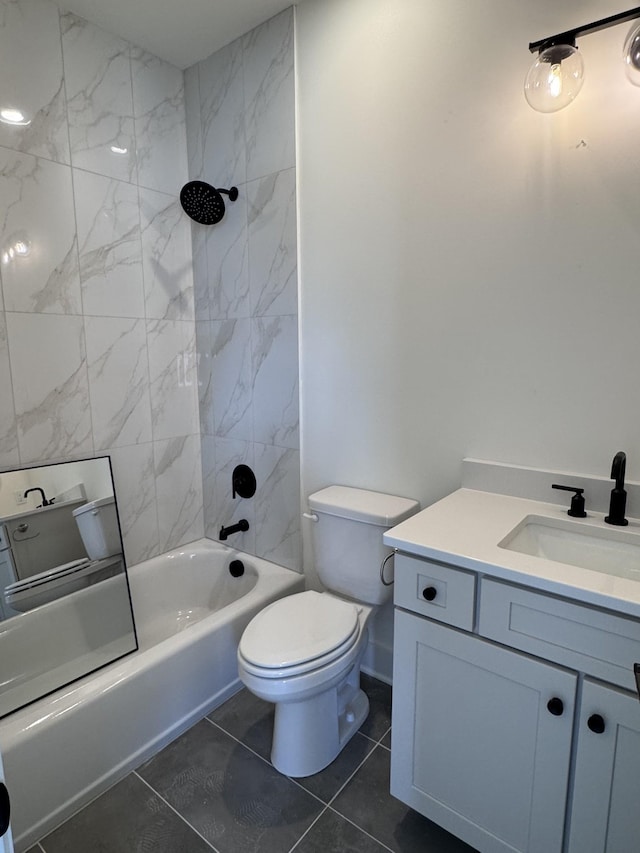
[110,145,128,155]
[2,232,32,264]
[0,107,31,126]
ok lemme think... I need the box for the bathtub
[0,564,135,720]
[0,539,303,851]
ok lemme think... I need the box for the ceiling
[53,0,295,69]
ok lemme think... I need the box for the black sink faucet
[551,484,587,517]
[605,451,628,526]
[23,487,53,508]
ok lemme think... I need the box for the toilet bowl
[238,589,373,777]
[237,485,419,777]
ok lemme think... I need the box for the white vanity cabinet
[392,611,576,853]
[391,552,640,853]
[568,678,640,853]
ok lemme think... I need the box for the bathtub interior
[0,570,137,719]
[128,550,259,647]
[0,540,305,851]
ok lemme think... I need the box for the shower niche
[0,456,137,718]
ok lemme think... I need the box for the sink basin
[499,515,640,581]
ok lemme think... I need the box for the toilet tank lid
[72,495,115,517]
[308,486,419,526]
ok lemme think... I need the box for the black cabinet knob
[547,697,564,716]
[587,713,606,734]
[0,782,10,838]
[422,586,437,602]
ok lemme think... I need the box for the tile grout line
[286,805,330,853]
[200,690,395,846]
[133,770,222,853]
[204,711,392,805]
[202,715,330,807]
[326,805,397,853]
[204,712,381,810]
[363,723,392,749]
[198,717,338,853]
[285,742,389,853]
[324,744,380,809]
[204,713,395,851]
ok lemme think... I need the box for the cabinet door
[567,678,640,853]
[391,610,577,853]
[0,750,14,853]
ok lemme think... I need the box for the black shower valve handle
[552,483,587,518]
[232,464,257,500]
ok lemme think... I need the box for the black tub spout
[219,519,249,541]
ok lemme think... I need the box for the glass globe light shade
[623,22,640,86]
[524,44,585,113]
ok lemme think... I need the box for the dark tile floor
[27,675,477,853]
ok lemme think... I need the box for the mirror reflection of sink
[499,515,640,581]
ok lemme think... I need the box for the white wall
[296,0,640,676]
[297,0,640,508]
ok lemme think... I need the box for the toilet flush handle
[302,512,319,522]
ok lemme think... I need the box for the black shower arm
[218,187,239,201]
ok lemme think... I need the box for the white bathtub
[0,565,135,719]
[0,539,303,851]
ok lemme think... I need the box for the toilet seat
[239,591,361,679]
[4,558,91,611]
[5,558,90,597]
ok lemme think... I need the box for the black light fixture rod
[529,5,640,53]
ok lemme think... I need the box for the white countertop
[384,488,640,619]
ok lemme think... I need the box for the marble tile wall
[0,0,202,566]
[185,8,301,571]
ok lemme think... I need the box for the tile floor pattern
[26,676,478,853]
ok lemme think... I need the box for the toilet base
[270,664,369,777]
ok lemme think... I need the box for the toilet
[4,495,122,613]
[71,496,121,560]
[237,485,419,777]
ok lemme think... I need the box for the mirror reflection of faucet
[23,487,54,508]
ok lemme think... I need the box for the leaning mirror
[0,456,137,718]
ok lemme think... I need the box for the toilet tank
[72,496,121,560]
[308,486,419,605]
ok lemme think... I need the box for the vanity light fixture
[525,5,640,112]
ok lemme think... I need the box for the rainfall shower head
[179,180,238,225]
